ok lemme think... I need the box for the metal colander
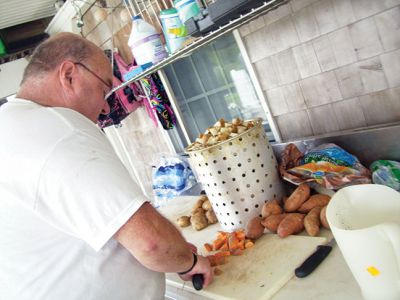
[185,119,283,232]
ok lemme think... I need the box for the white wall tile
[275,110,314,140]
[293,42,321,78]
[272,49,301,85]
[247,16,266,34]
[308,104,340,134]
[281,82,307,111]
[312,0,339,35]
[268,16,300,54]
[239,23,251,37]
[335,63,363,98]
[300,71,342,107]
[350,0,387,20]
[291,0,319,12]
[349,18,383,60]
[294,5,320,42]
[266,87,289,116]
[332,97,367,130]
[359,87,400,125]
[254,56,280,90]
[375,7,400,52]
[333,0,356,27]
[328,27,357,67]
[244,27,270,63]
[263,3,292,26]
[358,57,388,94]
[381,49,400,88]
[312,35,337,71]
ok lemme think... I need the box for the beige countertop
[159,196,363,300]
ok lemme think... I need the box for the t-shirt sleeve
[36,129,148,251]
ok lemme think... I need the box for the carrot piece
[219,242,229,251]
[235,230,246,241]
[244,240,254,249]
[213,237,227,251]
[214,251,231,257]
[204,243,213,252]
[214,267,223,276]
[208,255,228,266]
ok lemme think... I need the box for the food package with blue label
[279,143,371,190]
[370,160,400,191]
[152,153,197,207]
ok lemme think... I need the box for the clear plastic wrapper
[370,160,400,191]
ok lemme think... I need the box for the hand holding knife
[295,238,336,278]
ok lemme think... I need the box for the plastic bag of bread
[279,143,371,190]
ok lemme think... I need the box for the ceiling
[0,0,57,30]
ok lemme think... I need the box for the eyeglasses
[73,62,113,101]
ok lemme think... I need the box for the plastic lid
[160,8,178,15]
[174,0,194,5]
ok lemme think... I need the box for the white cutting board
[160,197,327,300]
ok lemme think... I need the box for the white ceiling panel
[0,0,57,29]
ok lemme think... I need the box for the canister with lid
[160,8,187,54]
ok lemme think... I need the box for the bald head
[21,32,100,84]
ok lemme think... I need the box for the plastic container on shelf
[160,8,187,54]
[127,16,168,66]
[173,0,200,23]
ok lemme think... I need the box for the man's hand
[178,254,213,288]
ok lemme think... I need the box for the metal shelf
[109,0,288,94]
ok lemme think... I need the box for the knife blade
[295,238,335,278]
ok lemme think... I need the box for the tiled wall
[239,0,400,141]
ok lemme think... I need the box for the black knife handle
[192,274,204,290]
[295,245,332,278]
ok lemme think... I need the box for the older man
[0,33,213,300]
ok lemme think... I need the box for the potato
[261,214,286,232]
[245,217,265,240]
[284,184,310,212]
[191,212,208,231]
[261,199,283,218]
[298,194,331,213]
[192,197,205,211]
[304,207,322,236]
[202,199,213,211]
[320,206,330,229]
[205,209,218,224]
[277,213,305,238]
[176,216,191,227]
[191,207,205,215]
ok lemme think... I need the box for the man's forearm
[114,202,194,273]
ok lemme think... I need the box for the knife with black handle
[192,274,204,290]
[295,239,335,278]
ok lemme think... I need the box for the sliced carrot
[214,251,231,257]
[244,240,254,249]
[219,242,229,251]
[235,230,246,241]
[204,243,213,252]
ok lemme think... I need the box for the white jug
[327,184,400,300]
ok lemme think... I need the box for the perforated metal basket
[185,119,284,232]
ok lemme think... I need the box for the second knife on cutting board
[295,238,335,278]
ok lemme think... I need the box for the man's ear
[58,61,76,92]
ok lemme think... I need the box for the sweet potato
[261,214,287,232]
[202,199,213,211]
[284,183,310,212]
[298,194,331,213]
[277,213,305,238]
[320,205,330,229]
[244,239,254,249]
[245,217,265,240]
[204,243,213,252]
[261,199,283,218]
[304,207,322,236]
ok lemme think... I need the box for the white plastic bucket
[185,119,284,231]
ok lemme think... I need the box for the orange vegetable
[204,243,213,252]
[244,239,254,249]
[214,251,231,257]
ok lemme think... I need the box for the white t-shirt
[0,98,165,300]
